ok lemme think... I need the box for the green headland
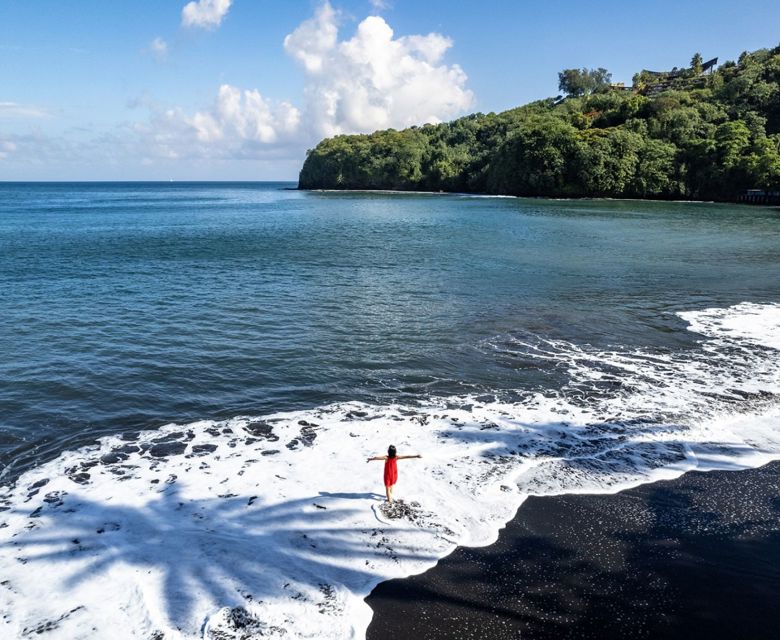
[299,45,780,202]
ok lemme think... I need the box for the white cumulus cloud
[134,86,301,161]
[136,2,472,163]
[285,2,473,137]
[181,0,232,29]
[283,2,339,75]
[10,1,474,175]
[189,84,301,145]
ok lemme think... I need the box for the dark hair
[387,445,397,458]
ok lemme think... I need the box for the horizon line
[0,180,300,184]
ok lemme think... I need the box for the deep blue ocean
[1,182,779,481]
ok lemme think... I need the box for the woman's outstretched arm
[366,455,387,462]
[396,454,422,460]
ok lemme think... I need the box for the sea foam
[1,302,778,639]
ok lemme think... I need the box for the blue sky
[1,0,779,180]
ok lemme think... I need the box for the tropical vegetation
[298,45,780,200]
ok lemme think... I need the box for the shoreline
[299,187,780,207]
[366,460,780,639]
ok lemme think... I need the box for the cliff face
[299,45,780,201]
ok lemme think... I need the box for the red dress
[383,457,398,487]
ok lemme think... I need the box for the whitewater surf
[1,302,778,639]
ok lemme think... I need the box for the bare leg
[385,485,391,502]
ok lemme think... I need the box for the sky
[1,0,779,181]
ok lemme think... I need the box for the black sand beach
[367,461,780,640]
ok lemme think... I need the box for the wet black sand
[366,461,780,639]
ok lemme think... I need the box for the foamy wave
[680,301,780,350]
[1,303,778,639]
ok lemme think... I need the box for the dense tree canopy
[558,67,613,97]
[299,44,780,200]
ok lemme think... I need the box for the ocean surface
[0,182,779,639]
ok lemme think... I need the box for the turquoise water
[2,182,780,639]
[1,182,779,479]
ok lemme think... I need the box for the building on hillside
[701,57,718,74]
[635,56,719,96]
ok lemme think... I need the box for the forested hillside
[298,45,780,200]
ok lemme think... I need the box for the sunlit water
[1,183,779,638]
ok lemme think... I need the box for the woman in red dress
[366,445,421,502]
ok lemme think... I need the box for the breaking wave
[1,303,778,639]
